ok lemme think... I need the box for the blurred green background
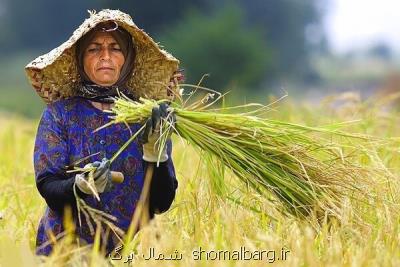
[1,0,399,118]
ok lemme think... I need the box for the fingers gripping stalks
[74,158,113,199]
[140,102,176,164]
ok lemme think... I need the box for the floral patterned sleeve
[33,104,86,214]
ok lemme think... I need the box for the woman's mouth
[98,67,114,71]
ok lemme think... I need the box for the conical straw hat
[25,9,180,104]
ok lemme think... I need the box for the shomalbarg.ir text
[192,246,290,262]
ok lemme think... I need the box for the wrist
[142,143,168,162]
[73,182,91,198]
[74,173,92,195]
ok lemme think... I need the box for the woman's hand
[75,158,113,195]
[140,103,175,163]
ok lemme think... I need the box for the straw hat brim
[25,9,180,104]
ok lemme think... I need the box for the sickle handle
[111,171,124,184]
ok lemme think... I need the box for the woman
[25,10,182,256]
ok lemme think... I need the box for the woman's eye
[87,47,100,53]
[112,47,122,51]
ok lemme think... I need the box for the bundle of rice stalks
[99,90,374,220]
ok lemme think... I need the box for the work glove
[75,158,113,195]
[140,102,176,163]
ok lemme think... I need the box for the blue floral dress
[33,96,177,256]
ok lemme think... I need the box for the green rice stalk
[100,93,375,219]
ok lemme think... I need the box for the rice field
[0,92,399,266]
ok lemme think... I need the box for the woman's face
[83,32,125,86]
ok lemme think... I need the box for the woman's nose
[99,48,111,60]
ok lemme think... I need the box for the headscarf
[75,21,136,103]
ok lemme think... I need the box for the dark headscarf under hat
[75,21,137,103]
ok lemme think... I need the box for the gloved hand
[140,102,176,163]
[75,158,113,195]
